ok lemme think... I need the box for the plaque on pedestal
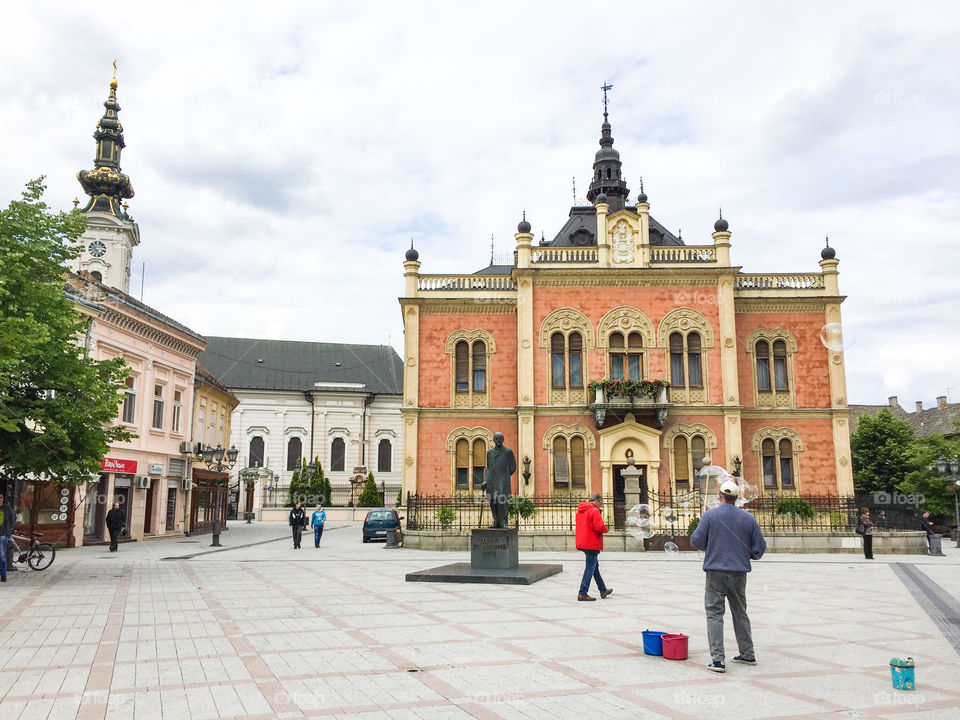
[471,528,518,569]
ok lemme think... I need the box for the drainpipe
[361,393,375,465]
[305,391,315,460]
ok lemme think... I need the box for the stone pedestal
[406,527,562,585]
[471,528,518,569]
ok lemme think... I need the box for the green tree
[850,409,923,494]
[307,456,330,506]
[357,471,381,507]
[286,458,308,506]
[0,179,133,486]
[898,432,960,517]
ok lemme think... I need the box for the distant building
[850,395,960,440]
[198,337,403,517]
[400,97,853,509]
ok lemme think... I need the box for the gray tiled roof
[199,337,403,395]
[544,207,683,247]
[850,401,960,439]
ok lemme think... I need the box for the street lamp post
[199,444,240,547]
[935,456,960,549]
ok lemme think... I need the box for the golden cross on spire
[111,59,118,88]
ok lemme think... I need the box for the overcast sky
[2,2,958,407]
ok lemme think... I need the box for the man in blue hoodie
[691,479,766,673]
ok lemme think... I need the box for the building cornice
[99,308,203,358]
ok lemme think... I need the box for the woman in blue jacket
[311,504,327,548]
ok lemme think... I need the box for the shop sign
[149,463,164,475]
[102,457,137,473]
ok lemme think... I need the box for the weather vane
[601,82,613,118]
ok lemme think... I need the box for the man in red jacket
[575,493,612,601]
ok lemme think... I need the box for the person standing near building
[920,511,937,555]
[859,506,874,560]
[311,504,327,548]
[105,502,126,552]
[690,480,766,673]
[0,493,13,581]
[575,493,612,601]
[289,501,306,549]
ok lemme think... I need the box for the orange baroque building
[399,107,853,508]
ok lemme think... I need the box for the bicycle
[9,532,56,571]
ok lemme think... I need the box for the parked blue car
[362,508,403,543]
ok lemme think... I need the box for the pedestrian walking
[0,492,13,582]
[859,506,874,559]
[690,479,766,673]
[575,493,611,601]
[289,502,306,549]
[311,504,327,548]
[105,502,126,552]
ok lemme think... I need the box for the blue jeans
[0,535,8,579]
[579,549,607,596]
[313,525,324,546]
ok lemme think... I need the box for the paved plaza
[1,522,958,720]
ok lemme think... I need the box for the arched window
[472,341,486,392]
[610,332,644,380]
[90,270,103,282]
[552,436,568,488]
[455,341,469,392]
[672,434,708,489]
[552,332,584,390]
[286,437,302,471]
[570,436,586,488]
[779,438,794,487]
[551,332,565,388]
[249,436,264,468]
[687,332,702,388]
[454,438,486,491]
[773,340,788,391]
[449,333,491,401]
[330,437,345,472]
[610,332,625,380]
[377,439,392,473]
[473,439,486,488]
[762,438,776,488]
[670,332,684,386]
[756,341,771,392]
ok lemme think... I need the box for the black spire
[77,61,134,218]
[586,82,629,211]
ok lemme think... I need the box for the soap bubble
[680,501,691,509]
[819,323,852,352]
[664,541,679,557]
[738,480,759,503]
[703,495,721,511]
[699,465,734,512]
[625,503,654,539]
[662,508,678,523]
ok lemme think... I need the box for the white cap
[719,480,740,497]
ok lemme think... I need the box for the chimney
[888,396,899,409]
[915,401,923,412]
[937,396,947,409]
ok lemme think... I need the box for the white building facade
[198,338,404,517]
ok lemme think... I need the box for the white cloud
[2,1,959,405]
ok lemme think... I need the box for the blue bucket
[642,630,667,656]
[890,658,915,691]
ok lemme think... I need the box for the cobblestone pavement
[1,522,958,719]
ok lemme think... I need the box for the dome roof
[714,217,729,232]
[405,244,419,261]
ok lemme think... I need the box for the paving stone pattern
[0,522,958,719]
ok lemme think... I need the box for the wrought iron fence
[262,483,401,509]
[405,492,926,533]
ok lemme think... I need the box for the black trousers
[108,529,119,551]
[292,525,303,547]
[863,534,873,559]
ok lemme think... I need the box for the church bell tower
[73,62,140,293]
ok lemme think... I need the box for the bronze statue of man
[482,432,516,529]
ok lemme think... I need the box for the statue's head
[493,432,504,447]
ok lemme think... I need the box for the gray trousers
[705,570,754,663]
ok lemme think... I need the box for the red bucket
[661,633,688,660]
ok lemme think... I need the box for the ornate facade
[400,102,853,504]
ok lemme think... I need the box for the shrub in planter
[774,497,816,521]
[435,505,456,531]
[507,496,535,520]
[357,473,381,507]
[687,515,700,534]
